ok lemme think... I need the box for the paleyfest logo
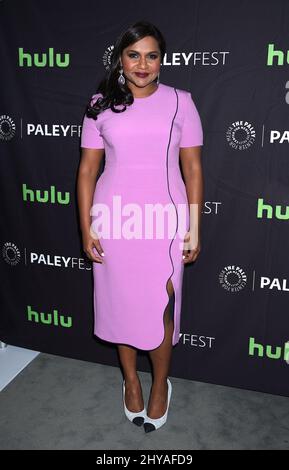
[226,120,256,150]
[219,265,247,292]
[0,115,16,141]
[89,195,199,251]
[2,242,21,265]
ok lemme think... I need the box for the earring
[118,67,125,86]
[156,72,160,85]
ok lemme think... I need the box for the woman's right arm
[77,147,105,263]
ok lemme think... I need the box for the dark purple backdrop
[1,0,289,397]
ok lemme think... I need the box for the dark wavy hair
[85,20,166,120]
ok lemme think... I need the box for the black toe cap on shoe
[132,416,145,426]
[144,422,156,433]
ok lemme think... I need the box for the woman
[77,20,204,433]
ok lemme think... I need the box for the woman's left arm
[179,145,204,264]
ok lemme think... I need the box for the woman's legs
[117,279,175,417]
[147,278,174,418]
[117,344,144,412]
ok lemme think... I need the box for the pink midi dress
[80,82,203,350]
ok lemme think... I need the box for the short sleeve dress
[80,82,203,350]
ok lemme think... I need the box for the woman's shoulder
[175,86,199,111]
[176,87,193,102]
[161,83,192,111]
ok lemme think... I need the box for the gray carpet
[0,352,289,450]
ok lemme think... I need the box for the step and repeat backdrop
[1,0,289,397]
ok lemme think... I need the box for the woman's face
[120,36,161,89]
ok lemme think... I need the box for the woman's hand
[82,228,105,264]
[182,230,201,264]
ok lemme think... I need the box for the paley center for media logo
[2,241,91,271]
[219,265,289,294]
[219,265,247,292]
[0,115,16,141]
[0,113,81,141]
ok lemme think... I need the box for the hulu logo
[249,337,289,361]
[22,184,70,204]
[27,305,72,328]
[257,198,289,220]
[267,43,289,66]
[18,47,69,67]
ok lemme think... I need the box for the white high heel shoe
[122,379,147,426]
[143,378,172,433]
